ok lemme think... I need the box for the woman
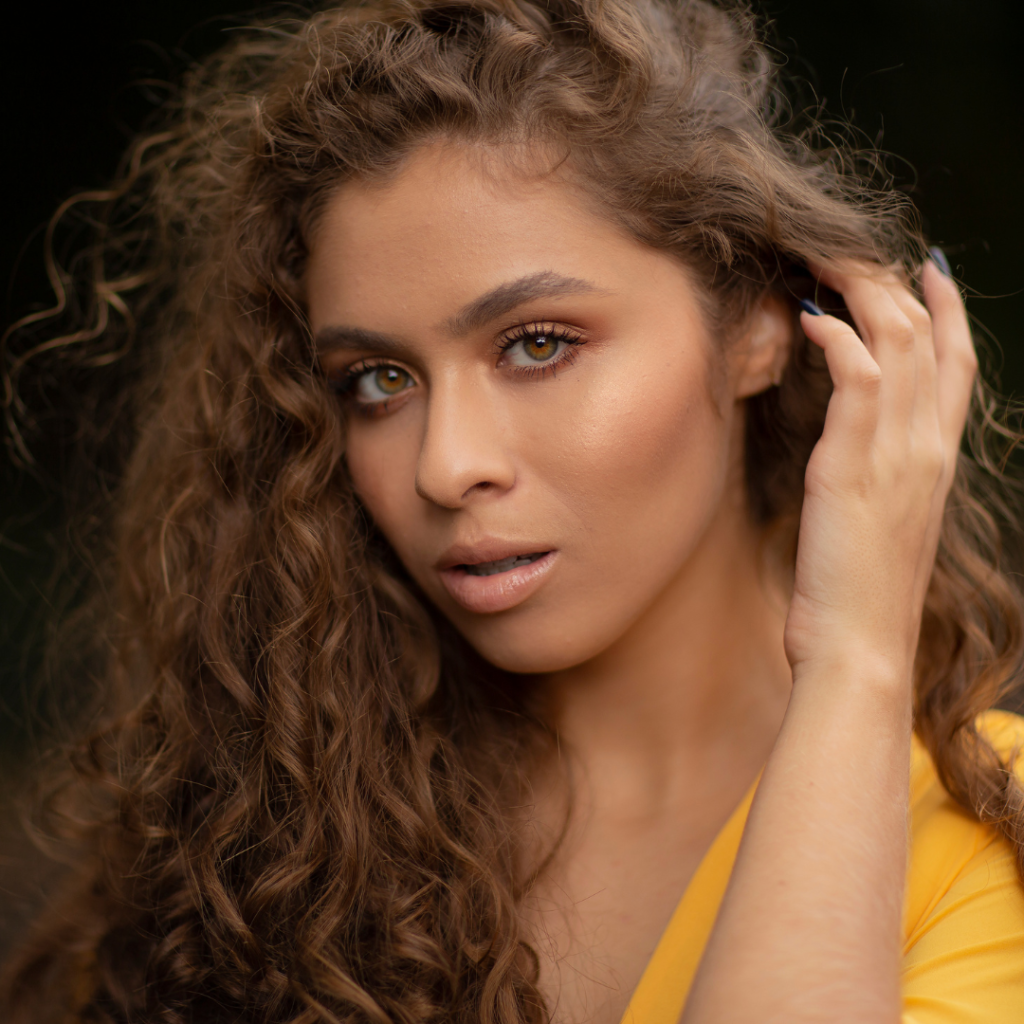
[3,0,1022,1021]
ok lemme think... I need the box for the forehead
[314,140,604,243]
[304,142,684,324]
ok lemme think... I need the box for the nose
[415,379,516,508]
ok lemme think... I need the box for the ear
[731,292,793,399]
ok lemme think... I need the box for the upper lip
[435,539,553,571]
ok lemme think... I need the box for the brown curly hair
[4,1,1024,1021]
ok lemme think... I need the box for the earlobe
[733,293,793,399]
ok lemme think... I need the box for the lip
[437,544,558,614]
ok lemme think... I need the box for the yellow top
[620,711,1024,1024]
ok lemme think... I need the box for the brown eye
[374,367,407,393]
[353,364,414,404]
[522,335,559,360]
[504,332,569,367]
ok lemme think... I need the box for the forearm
[681,257,971,1022]
[682,661,912,1024]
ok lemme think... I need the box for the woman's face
[307,144,773,674]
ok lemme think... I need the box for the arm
[682,260,977,1024]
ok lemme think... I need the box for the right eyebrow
[314,325,404,355]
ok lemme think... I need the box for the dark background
[1,0,1023,955]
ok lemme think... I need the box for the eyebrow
[442,271,601,335]
[314,324,403,355]
[314,271,601,354]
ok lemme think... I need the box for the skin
[305,142,976,1024]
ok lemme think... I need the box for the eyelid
[496,320,584,351]
[496,321,587,380]
[327,356,418,394]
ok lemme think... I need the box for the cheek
[532,346,726,536]
[345,420,422,544]
[467,349,730,673]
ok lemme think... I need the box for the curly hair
[3,1,1024,1021]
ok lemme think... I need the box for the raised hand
[684,256,978,1024]
[783,259,977,689]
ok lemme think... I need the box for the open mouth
[439,548,557,614]
[458,552,549,577]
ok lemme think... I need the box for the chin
[455,619,608,676]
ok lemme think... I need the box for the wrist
[789,646,913,704]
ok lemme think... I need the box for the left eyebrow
[314,325,405,355]
[442,271,602,335]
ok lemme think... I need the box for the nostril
[462,480,494,498]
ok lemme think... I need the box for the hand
[783,259,977,687]
[684,259,975,1024]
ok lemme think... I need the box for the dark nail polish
[799,298,824,316]
[929,246,952,278]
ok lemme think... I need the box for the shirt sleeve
[901,827,1024,1023]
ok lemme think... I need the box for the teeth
[463,553,544,577]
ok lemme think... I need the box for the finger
[810,263,919,433]
[800,309,882,455]
[809,260,906,357]
[885,279,939,441]
[922,259,977,479]
[881,272,947,554]
[814,261,942,461]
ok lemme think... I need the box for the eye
[507,334,563,364]
[349,364,415,404]
[500,324,581,368]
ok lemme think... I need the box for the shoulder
[907,709,1024,852]
[906,708,1024,926]
[902,710,1024,1022]
[974,708,1024,762]
[908,710,1024,854]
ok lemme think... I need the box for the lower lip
[439,551,558,614]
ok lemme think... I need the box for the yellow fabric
[620,711,1024,1024]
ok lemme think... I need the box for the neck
[537,491,793,818]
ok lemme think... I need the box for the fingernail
[929,246,952,278]
[799,298,824,316]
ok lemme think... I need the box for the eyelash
[329,322,585,414]
[328,358,406,417]
[496,322,584,378]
